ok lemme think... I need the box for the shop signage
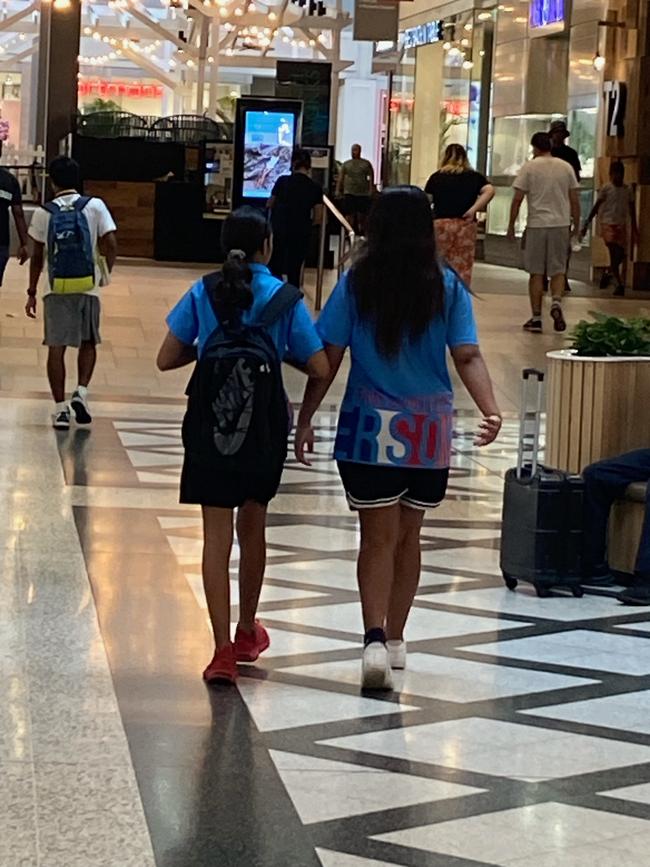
[401,19,443,49]
[529,0,565,36]
[604,80,627,137]
[78,80,163,99]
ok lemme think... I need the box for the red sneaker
[234,621,271,662]
[203,643,238,685]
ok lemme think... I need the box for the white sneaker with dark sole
[52,409,71,430]
[70,391,92,425]
[362,642,394,690]
[387,640,407,670]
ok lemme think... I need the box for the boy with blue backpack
[26,157,117,429]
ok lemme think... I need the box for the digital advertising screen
[529,0,565,35]
[242,110,296,199]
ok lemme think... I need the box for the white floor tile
[281,469,339,485]
[317,849,401,867]
[615,621,650,634]
[137,471,178,485]
[237,679,418,731]
[117,431,181,448]
[255,628,358,658]
[264,601,529,641]
[320,717,650,781]
[280,652,595,702]
[266,524,359,552]
[127,451,183,468]
[373,803,650,865]
[505,839,650,867]
[184,573,325,610]
[158,516,202,530]
[421,527,501,542]
[265,558,473,592]
[600,782,650,805]
[420,546,501,574]
[421,586,619,622]
[270,750,481,823]
[264,558,357,591]
[520,689,650,734]
[473,630,650,675]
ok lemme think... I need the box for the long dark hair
[350,186,444,358]
[215,206,271,321]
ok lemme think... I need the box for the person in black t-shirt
[549,120,581,293]
[0,166,29,284]
[268,148,323,288]
[549,120,581,182]
[424,144,494,286]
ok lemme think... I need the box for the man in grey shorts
[25,157,117,430]
[507,132,580,334]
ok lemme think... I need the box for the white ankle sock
[55,401,68,413]
[76,385,88,398]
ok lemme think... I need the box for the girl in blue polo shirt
[158,207,327,685]
[295,186,501,690]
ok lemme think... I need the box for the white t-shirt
[513,156,579,229]
[597,182,634,225]
[28,193,117,296]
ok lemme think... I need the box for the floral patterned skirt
[434,219,477,287]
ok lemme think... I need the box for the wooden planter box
[546,350,650,475]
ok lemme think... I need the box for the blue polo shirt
[317,267,478,469]
[166,263,323,362]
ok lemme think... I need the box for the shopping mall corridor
[2,259,650,867]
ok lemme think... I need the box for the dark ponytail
[213,206,271,321]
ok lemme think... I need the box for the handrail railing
[315,194,356,312]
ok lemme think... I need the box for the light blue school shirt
[317,267,478,469]
[166,263,323,363]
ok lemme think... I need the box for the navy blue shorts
[337,461,449,511]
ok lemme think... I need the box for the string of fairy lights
[74,0,334,71]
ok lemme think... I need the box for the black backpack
[182,272,302,476]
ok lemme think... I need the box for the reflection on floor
[2,258,650,866]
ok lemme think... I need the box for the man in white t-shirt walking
[26,157,117,429]
[507,132,580,334]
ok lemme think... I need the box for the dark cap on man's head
[549,119,570,136]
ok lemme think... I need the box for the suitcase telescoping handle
[516,368,545,480]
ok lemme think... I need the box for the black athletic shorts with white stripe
[337,461,449,511]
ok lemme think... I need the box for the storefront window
[567,107,597,178]
[386,58,415,186]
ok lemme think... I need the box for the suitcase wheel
[534,583,552,599]
[502,572,518,592]
[572,586,584,598]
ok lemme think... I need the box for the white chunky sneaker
[70,389,92,425]
[52,409,71,430]
[387,640,407,670]
[362,642,394,690]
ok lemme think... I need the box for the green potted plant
[569,311,650,357]
[545,312,650,474]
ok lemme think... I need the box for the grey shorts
[43,294,101,348]
[523,227,570,277]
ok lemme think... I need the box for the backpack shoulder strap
[43,201,60,216]
[74,196,92,212]
[258,283,303,329]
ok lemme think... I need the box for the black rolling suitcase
[500,369,585,598]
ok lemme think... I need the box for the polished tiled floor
[1,257,650,866]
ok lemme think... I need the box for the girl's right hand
[474,415,502,447]
[295,424,315,466]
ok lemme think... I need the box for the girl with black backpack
[158,207,328,684]
[295,186,501,690]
